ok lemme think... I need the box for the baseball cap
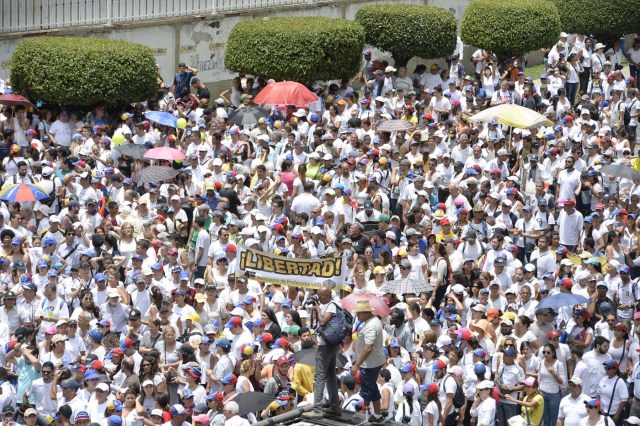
[221,373,237,385]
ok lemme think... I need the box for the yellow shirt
[436,230,456,243]
[521,393,544,426]
[291,363,315,397]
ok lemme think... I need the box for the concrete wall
[0,0,477,96]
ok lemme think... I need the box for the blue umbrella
[144,111,177,128]
[537,293,590,310]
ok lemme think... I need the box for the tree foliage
[551,0,640,42]
[11,37,157,107]
[224,17,364,82]
[355,4,457,68]
[461,0,561,59]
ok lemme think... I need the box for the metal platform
[263,410,402,426]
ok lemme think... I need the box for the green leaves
[354,4,457,62]
[224,17,365,82]
[551,0,640,40]
[461,0,561,59]
[11,37,158,107]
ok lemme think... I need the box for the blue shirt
[17,356,41,404]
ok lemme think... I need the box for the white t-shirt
[558,393,590,426]
[49,120,73,146]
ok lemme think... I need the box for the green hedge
[354,4,456,67]
[551,0,640,40]
[461,0,561,59]
[224,17,364,82]
[11,37,158,107]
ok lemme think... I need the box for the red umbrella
[144,147,186,161]
[341,293,391,317]
[0,94,34,108]
[253,81,318,106]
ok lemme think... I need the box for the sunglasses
[543,351,552,355]
[586,405,598,409]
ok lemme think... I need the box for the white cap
[151,409,163,417]
[107,288,120,298]
[437,335,453,347]
[240,227,255,236]
[212,158,223,166]
[385,66,397,73]
[95,383,110,392]
[311,226,323,235]
[472,304,487,313]
[245,238,259,248]
[171,195,181,201]
[451,284,465,294]
[477,380,494,390]
[35,204,51,215]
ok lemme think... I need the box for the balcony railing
[0,0,325,34]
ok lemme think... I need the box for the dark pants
[313,344,341,409]
[562,244,577,253]
[566,82,579,107]
[630,65,640,85]
[629,125,637,144]
[444,412,458,426]
[390,198,399,216]
[579,67,591,95]
[359,365,383,404]
[195,265,206,280]
[496,402,519,426]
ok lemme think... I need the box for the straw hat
[470,319,494,339]
[354,300,373,313]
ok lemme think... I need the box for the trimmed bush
[224,17,364,82]
[11,37,158,107]
[355,4,457,68]
[551,0,640,41]
[461,0,561,59]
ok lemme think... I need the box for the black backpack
[446,375,465,409]
[319,302,353,346]
[624,100,637,128]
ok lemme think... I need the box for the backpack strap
[606,377,619,416]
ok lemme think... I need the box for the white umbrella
[469,104,552,129]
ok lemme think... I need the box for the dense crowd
[0,31,639,426]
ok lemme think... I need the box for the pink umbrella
[341,293,391,317]
[253,81,318,107]
[144,147,186,161]
[0,94,33,108]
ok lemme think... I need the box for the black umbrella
[228,106,269,126]
[116,143,149,160]
[294,348,348,369]
[232,392,276,417]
